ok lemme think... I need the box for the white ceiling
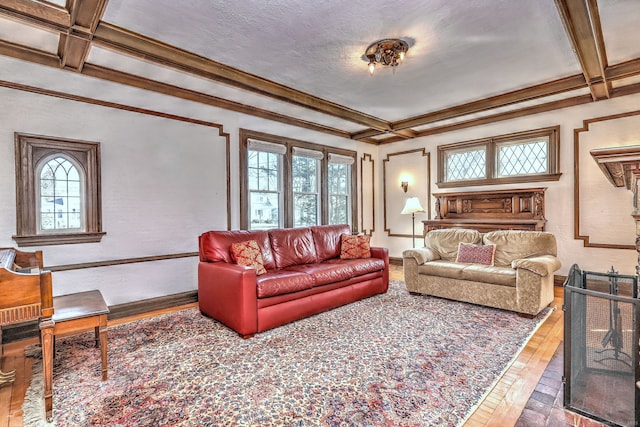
[102,0,582,121]
[1,0,639,140]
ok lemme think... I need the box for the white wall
[375,92,640,276]
[0,56,365,305]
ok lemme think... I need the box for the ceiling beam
[58,0,108,71]
[554,0,609,100]
[92,23,392,132]
[352,74,587,140]
[0,0,69,29]
[81,63,352,139]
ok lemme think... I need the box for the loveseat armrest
[402,247,440,265]
[511,255,562,277]
[198,261,258,337]
[370,246,390,292]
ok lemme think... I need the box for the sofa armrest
[198,261,258,337]
[511,255,562,277]
[402,247,440,265]
[370,246,390,292]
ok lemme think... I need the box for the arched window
[14,133,104,246]
[37,155,85,233]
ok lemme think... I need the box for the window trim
[437,126,562,188]
[239,129,357,231]
[13,133,105,246]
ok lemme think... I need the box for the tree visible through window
[240,130,357,231]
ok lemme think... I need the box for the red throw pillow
[230,240,267,275]
[455,242,495,266]
[340,234,371,259]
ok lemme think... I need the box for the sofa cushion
[269,227,318,268]
[455,243,495,266]
[255,270,315,298]
[311,224,351,261]
[285,263,354,286]
[200,230,276,270]
[340,234,371,259]
[460,264,516,287]
[425,229,482,261]
[483,230,557,267]
[326,258,386,276]
[418,261,466,280]
[230,240,267,275]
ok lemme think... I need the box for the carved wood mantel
[423,188,546,234]
[590,146,640,275]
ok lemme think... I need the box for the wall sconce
[401,181,409,193]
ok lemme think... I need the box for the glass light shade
[401,197,425,215]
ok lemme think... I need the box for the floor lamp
[401,197,425,248]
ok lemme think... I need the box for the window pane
[328,163,348,194]
[294,194,318,227]
[249,192,280,230]
[329,195,348,225]
[497,139,548,177]
[38,156,83,232]
[446,148,486,181]
[292,156,318,193]
[328,162,351,226]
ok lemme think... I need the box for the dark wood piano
[0,248,54,422]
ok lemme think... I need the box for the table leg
[40,318,54,422]
[98,315,107,381]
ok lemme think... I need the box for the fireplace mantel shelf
[590,145,640,190]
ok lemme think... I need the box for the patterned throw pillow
[230,240,267,275]
[455,242,496,266]
[340,234,372,259]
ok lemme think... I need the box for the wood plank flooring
[2,266,567,426]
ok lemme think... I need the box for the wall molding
[0,78,232,230]
[383,148,431,237]
[46,252,199,272]
[573,109,640,249]
[360,153,375,235]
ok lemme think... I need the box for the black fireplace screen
[564,264,640,426]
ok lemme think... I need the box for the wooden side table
[52,290,109,380]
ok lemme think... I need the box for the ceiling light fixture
[365,38,409,75]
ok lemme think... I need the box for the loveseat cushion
[459,264,516,287]
[200,230,276,270]
[311,224,351,262]
[256,270,315,298]
[483,230,557,267]
[285,263,353,286]
[418,261,466,280]
[326,258,386,276]
[425,229,482,261]
[269,227,318,268]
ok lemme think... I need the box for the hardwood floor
[1,267,570,426]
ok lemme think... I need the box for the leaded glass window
[445,148,486,181]
[437,126,560,188]
[38,156,84,232]
[497,137,548,177]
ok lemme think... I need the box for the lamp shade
[401,197,425,215]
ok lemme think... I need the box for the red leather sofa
[198,224,389,337]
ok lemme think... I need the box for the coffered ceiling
[1,0,639,144]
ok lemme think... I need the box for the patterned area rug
[25,281,550,426]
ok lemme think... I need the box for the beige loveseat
[403,228,561,316]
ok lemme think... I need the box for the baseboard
[554,274,566,287]
[1,290,199,344]
[108,290,198,320]
[389,257,403,266]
